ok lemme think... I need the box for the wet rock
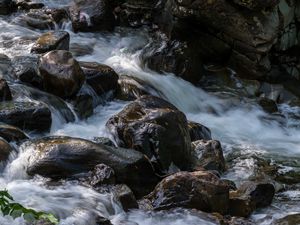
[111,184,138,212]
[95,217,112,225]
[72,93,93,119]
[147,171,229,214]
[15,0,44,10]
[106,95,192,173]
[0,54,15,81]
[86,164,116,186]
[12,56,41,88]
[258,97,278,113]
[192,140,226,173]
[70,43,94,57]
[0,137,13,163]
[79,62,119,96]
[188,121,212,141]
[272,213,300,225]
[116,75,158,101]
[31,31,70,54]
[142,37,204,84]
[229,182,275,217]
[0,123,29,142]
[24,8,68,30]
[0,78,12,101]
[0,101,51,132]
[231,0,279,10]
[25,136,159,196]
[0,0,15,15]
[38,50,85,99]
[69,0,115,32]
[93,137,115,147]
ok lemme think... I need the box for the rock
[0,54,15,81]
[258,97,278,113]
[0,137,13,163]
[33,219,55,225]
[229,182,275,217]
[12,56,42,88]
[0,0,15,15]
[272,213,300,225]
[15,0,44,10]
[106,95,192,172]
[142,37,204,84]
[95,217,112,225]
[38,50,85,98]
[93,137,115,147]
[0,123,29,142]
[147,171,229,214]
[25,136,159,196]
[231,0,279,10]
[188,121,212,141]
[0,101,52,132]
[70,42,94,57]
[0,79,12,101]
[72,93,93,119]
[69,0,115,32]
[31,31,70,54]
[24,8,68,30]
[116,75,158,101]
[85,164,116,186]
[111,184,138,212]
[79,62,119,96]
[191,140,226,173]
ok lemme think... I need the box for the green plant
[0,190,59,224]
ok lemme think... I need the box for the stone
[0,79,12,101]
[188,121,212,141]
[0,123,29,142]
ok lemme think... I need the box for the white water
[0,0,300,224]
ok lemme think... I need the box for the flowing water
[0,1,300,224]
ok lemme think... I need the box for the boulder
[272,213,300,225]
[188,121,212,141]
[0,78,12,101]
[191,140,226,173]
[12,56,42,88]
[142,37,204,84]
[79,62,119,96]
[0,101,51,132]
[258,97,278,113]
[0,123,29,142]
[25,136,159,196]
[147,171,229,214]
[72,93,93,119]
[0,0,15,15]
[38,50,85,98]
[69,0,115,32]
[92,137,115,147]
[84,164,116,186]
[106,95,192,172]
[0,137,13,163]
[31,31,70,54]
[229,182,275,217]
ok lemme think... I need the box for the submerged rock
[106,95,192,173]
[111,184,138,212]
[229,182,275,217]
[69,0,115,32]
[0,101,51,132]
[72,93,93,119]
[116,75,159,101]
[272,213,300,225]
[31,31,70,54]
[0,54,15,81]
[25,136,159,196]
[0,78,12,101]
[0,123,29,142]
[79,61,119,96]
[147,171,229,214]
[192,140,226,173]
[38,50,85,99]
